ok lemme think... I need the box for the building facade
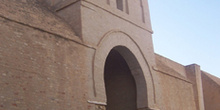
[0,0,219,110]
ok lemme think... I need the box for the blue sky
[148,0,220,78]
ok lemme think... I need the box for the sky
[148,0,220,78]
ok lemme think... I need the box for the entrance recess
[104,49,137,110]
[92,31,156,109]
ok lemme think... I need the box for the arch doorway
[93,31,156,109]
[104,48,137,110]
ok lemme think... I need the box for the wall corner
[185,64,205,110]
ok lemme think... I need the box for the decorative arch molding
[91,30,156,109]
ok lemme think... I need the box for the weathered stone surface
[0,15,90,110]
[0,0,219,110]
[95,105,106,110]
[0,0,80,42]
[201,71,220,110]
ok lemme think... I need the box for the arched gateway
[92,31,156,110]
[104,47,137,110]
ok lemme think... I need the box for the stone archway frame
[92,30,156,109]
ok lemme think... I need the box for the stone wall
[1,1,220,110]
[154,71,197,110]
[154,54,197,110]
[0,11,92,110]
[201,71,220,110]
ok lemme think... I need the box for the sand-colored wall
[83,0,152,30]
[1,1,220,110]
[154,54,197,110]
[0,1,97,109]
[154,71,197,110]
[0,16,94,110]
[201,71,220,110]
[155,54,186,77]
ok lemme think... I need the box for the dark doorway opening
[104,49,137,110]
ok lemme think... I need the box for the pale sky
[148,0,220,78]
